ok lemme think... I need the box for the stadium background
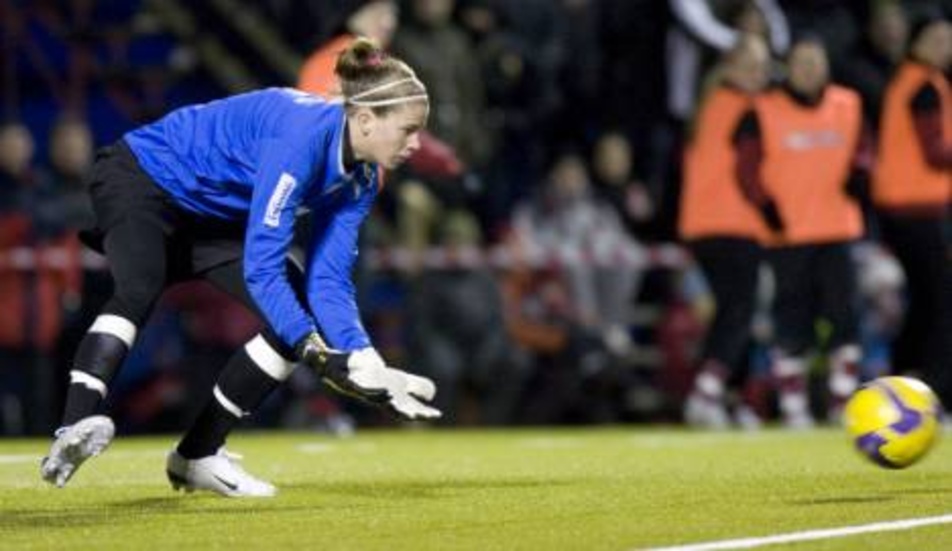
[0,0,949,436]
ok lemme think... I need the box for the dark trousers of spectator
[691,237,762,379]
[767,241,862,421]
[0,348,31,434]
[768,241,861,355]
[878,212,951,404]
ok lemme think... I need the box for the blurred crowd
[0,0,949,435]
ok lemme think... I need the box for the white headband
[346,77,428,107]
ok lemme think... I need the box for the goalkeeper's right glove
[296,333,389,406]
[296,333,441,421]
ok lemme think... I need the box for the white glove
[384,366,440,420]
[349,349,440,421]
[300,337,440,421]
[390,367,437,402]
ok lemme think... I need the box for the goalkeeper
[40,38,440,497]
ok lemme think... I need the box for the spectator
[500,235,620,424]
[298,1,400,97]
[392,0,491,168]
[0,119,85,431]
[0,122,72,352]
[0,123,35,192]
[0,123,37,434]
[839,1,909,131]
[742,36,868,426]
[653,0,789,240]
[871,12,952,407]
[31,118,92,354]
[511,152,643,358]
[41,117,96,234]
[408,211,528,424]
[590,131,654,235]
[382,0,492,263]
[666,0,789,123]
[678,34,773,429]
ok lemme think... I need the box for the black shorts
[82,140,247,280]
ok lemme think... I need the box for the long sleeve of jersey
[669,0,737,51]
[244,138,318,349]
[753,0,790,55]
[305,181,377,351]
[733,109,771,206]
[669,0,789,54]
[911,82,952,169]
[732,108,785,232]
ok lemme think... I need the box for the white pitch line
[0,454,40,465]
[641,513,952,551]
[297,443,338,454]
[0,449,166,465]
[295,442,377,455]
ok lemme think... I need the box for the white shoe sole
[166,452,277,498]
[41,415,115,488]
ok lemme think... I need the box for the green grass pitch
[1,427,950,550]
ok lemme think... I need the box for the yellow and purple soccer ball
[844,376,942,469]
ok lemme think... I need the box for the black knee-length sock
[176,347,287,459]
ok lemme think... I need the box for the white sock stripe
[245,335,296,381]
[773,358,806,378]
[88,315,137,347]
[832,344,862,364]
[779,393,808,414]
[69,370,107,398]
[213,385,246,418]
[696,373,724,397]
[829,371,859,397]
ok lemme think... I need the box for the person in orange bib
[736,35,870,427]
[679,34,774,429]
[872,12,951,406]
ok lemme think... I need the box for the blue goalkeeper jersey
[124,88,377,351]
